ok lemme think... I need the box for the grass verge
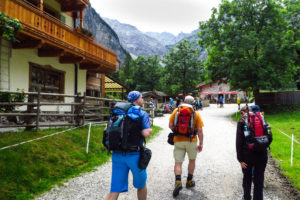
[231,110,300,191]
[0,125,162,200]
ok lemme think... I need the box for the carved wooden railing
[0,0,117,69]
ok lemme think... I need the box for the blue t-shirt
[141,110,151,129]
[170,99,174,105]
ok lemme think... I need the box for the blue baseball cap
[250,105,260,113]
[127,91,141,103]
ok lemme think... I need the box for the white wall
[10,48,86,112]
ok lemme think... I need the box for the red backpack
[242,112,272,152]
[249,112,264,137]
[174,105,194,137]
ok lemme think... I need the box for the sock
[187,174,193,181]
[175,175,181,181]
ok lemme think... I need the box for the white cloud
[90,0,221,35]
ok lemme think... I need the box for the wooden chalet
[196,81,245,103]
[104,75,127,98]
[86,73,127,99]
[0,0,117,108]
[142,91,169,107]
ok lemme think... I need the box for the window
[86,89,100,97]
[30,63,65,100]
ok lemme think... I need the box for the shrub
[0,12,23,42]
[0,89,27,112]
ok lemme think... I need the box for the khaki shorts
[173,141,198,163]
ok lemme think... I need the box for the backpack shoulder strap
[190,111,195,135]
[174,107,180,127]
[250,113,256,137]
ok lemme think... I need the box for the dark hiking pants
[242,151,268,200]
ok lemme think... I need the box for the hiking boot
[186,180,195,188]
[172,180,183,197]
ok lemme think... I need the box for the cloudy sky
[89,0,221,36]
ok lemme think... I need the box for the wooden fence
[0,90,154,130]
[255,91,300,105]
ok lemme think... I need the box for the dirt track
[36,104,299,200]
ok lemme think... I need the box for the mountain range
[145,31,198,46]
[84,4,201,65]
[84,5,129,66]
[103,18,169,58]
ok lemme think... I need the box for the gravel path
[36,104,299,200]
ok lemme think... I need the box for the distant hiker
[170,98,174,106]
[150,98,156,109]
[169,98,174,111]
[236,105,272,200]
[175,97,181,108]
[197,98,202,110]
[169,95,204,197]
[106,91,152,200]
[219,96,223,108]
[237,97,241,110]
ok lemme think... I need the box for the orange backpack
[174,105,194,137]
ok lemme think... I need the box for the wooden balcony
[56,0,89,12]
[0,0,117,73]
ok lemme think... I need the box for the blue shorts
[110,152,147,193]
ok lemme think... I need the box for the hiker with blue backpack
[105,91,152,200]
[236,105,273,200]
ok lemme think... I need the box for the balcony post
[101,74,105,98]
[38,0,43,11]
[80,10,84,28]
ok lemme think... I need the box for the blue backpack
[102,102,143,152]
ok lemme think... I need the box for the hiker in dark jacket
[236,106,268,200]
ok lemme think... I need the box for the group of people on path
[105,91,271,200]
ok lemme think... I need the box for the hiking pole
[245,94,251,125]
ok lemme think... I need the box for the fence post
[71,103,74,125]
[99,100,104,121]
[74,93,81,126]
[83,92,86,125]
[291,134,294,166]
[25,89,34,130]
[36,88,41,131]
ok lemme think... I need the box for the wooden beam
[61,4,86,12]
[101,74,105,97]
[12,40,42,49]
[60,56,84,64]
[38,48,64,57]
[86,67,114,74]
[80,63,100,70]
[81,63,115,74]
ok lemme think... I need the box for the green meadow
[0,125,162,200]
